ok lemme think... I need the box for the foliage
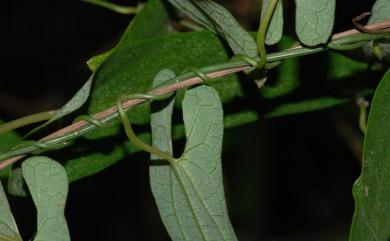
[350,69,390,241]
[0,0,389,240]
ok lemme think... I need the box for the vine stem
[0,110,57,135]
[257,0,279,68]
[81,0,141,15]
[0,21,390,170]
[117,99,175,163]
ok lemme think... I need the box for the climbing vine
[0,0,389,240]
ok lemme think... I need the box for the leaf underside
[151,85,237,240]
[22,157,70,241]
[364,0,390,61]
[0,181,22,241]
[167,0,259,58]
[295,0,335,46]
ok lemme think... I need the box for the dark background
[0,0,377,240]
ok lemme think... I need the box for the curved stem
[116,99,175,163]
[256,0,279,69]
[0,110,57,135]
[81,0,140,15]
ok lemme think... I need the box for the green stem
[116,99,175,163]
[256,0,279,69]
[0,30,389,165]
[81,0,139,15]
[0,110,57,135]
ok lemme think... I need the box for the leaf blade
[364,0,390,61]
[88,0,172,71]
[149,69,188,240]
[0,181,22,241]
[194,0,258,58]
[295,0,335,46]
[261,0,284,45]
[173,85,237,240]
[25,75,93,137]
[350,69,390,241]
[168,0,258,58]
[22,157,70,241]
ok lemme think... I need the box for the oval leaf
[295,0,335,46]
[0,181,22,241]
[22,157,70,241]
[350,69,390,241]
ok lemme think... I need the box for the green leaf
[295,0,335,46]
[87,0,172,71]
[350,69,390,241]
[7,168,27,197]
[0,181,22,241]
[261,0,283,45]
[194,0,258,57]
[168,0,258,58]
[364,0,390,62]
[170,85,237,240]
[149,70,182,239]
[167,0,216,31]
[368,0,390,26]
[22,157,70,241]
[25,76,93,137]
[86,30,242,139]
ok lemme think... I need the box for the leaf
[0,181,22,241]
[86,30,243,139]
[261,0,284,45]
[170,85,237,240]
[7,168,27,197]
[168,0,258,58]
[364,0,390,62]
[151,85,238,240]
[195,0,258,57]
[25,76,93,137]
[22,157,70,241]
[149,69,183,239]
[168,0,215,29]
[295,0,335,46]
[349,69,390,241]
[87,0,172,71]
